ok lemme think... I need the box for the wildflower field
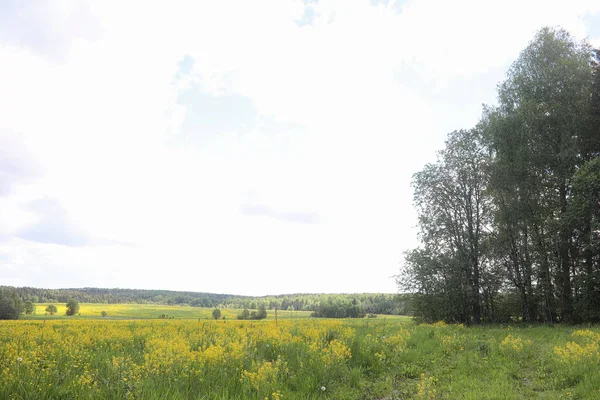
[2,317,600,399]
[25,303,314,320]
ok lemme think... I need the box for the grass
[3,309,600,399]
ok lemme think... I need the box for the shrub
[45,304,58,315]
[23,301,35,315]
[237,308,250,320]
[66,299,80,316]
[0,297,20,320]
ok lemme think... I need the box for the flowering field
[1,318,600,399]
[27,303,314,320]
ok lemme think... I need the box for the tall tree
[490,27,594,322]
[569,158,600,320]
[404,129,492,323]
[484,106,550,322]
[402,27,600,324]
[66,299,80,316]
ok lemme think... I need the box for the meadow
[2,312,600,399]
[25,303,315,320]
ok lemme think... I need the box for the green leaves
[404,26,600,324]
[65,299,80,316]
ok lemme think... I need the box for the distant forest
[1,286,408,316]
[401,27,600,324]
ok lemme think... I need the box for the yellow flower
[500,334,531,352]
[554,341,599,363]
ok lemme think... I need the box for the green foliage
[45,304,57,315]
[65,299,80,316]
[0,296,20,320]
[402,128,492,323]
[492,27,595,323]
[236,304,267,320]
[23,301,35,315]
[402,26,600,324]
[312,298,366,318]
[0,286,404,315]
[237,308,250,320]
[101,310,108,317]
[212,308,221,320]
[569,158,600,321]
[256,303,267,319]
[0,288,23,320]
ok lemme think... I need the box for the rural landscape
[2,1,600,399]
[2,296,600,399]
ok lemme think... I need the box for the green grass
[6,308,600,399]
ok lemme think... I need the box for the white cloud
[0,0,598,295]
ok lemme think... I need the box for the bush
[0,297,20,320]
[24,301,35,315]
[237,308,250,320]
[312,301,366,318]
[256,304,267,320]
[101,311,108,317]
[65,299,80,316]
[45,304,57,315]
[237,305,267,320]
[212,308,221,320]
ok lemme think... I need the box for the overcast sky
[1,0,599,296]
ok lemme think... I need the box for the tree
[489,27,595,322]
[311,298,366,318]
[0,296,20,320]
[65,299,80,316]
[45,304,57,315]
[402,129,493,324]
[0,288,23,320]
[569,157,600,320]
[237,308,250,320]
[23,301,35,315]
[101,310,108,317]
[256,303,267,320]
[402,26,600,324]
[212,308,221,320]
[484,106,546,322]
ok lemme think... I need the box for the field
[25,303,315,320]
[2,312,600,399]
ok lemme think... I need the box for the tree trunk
[473,258,481,324]
[559,181,573,323]
[533,223,555,323]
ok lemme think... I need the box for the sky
[1,0,599,296]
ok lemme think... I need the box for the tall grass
[1,318,600,399]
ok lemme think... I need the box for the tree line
[400,27,600,324]
[311,297,368,318]
[1,286,408,316]
[0,287,82,319]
